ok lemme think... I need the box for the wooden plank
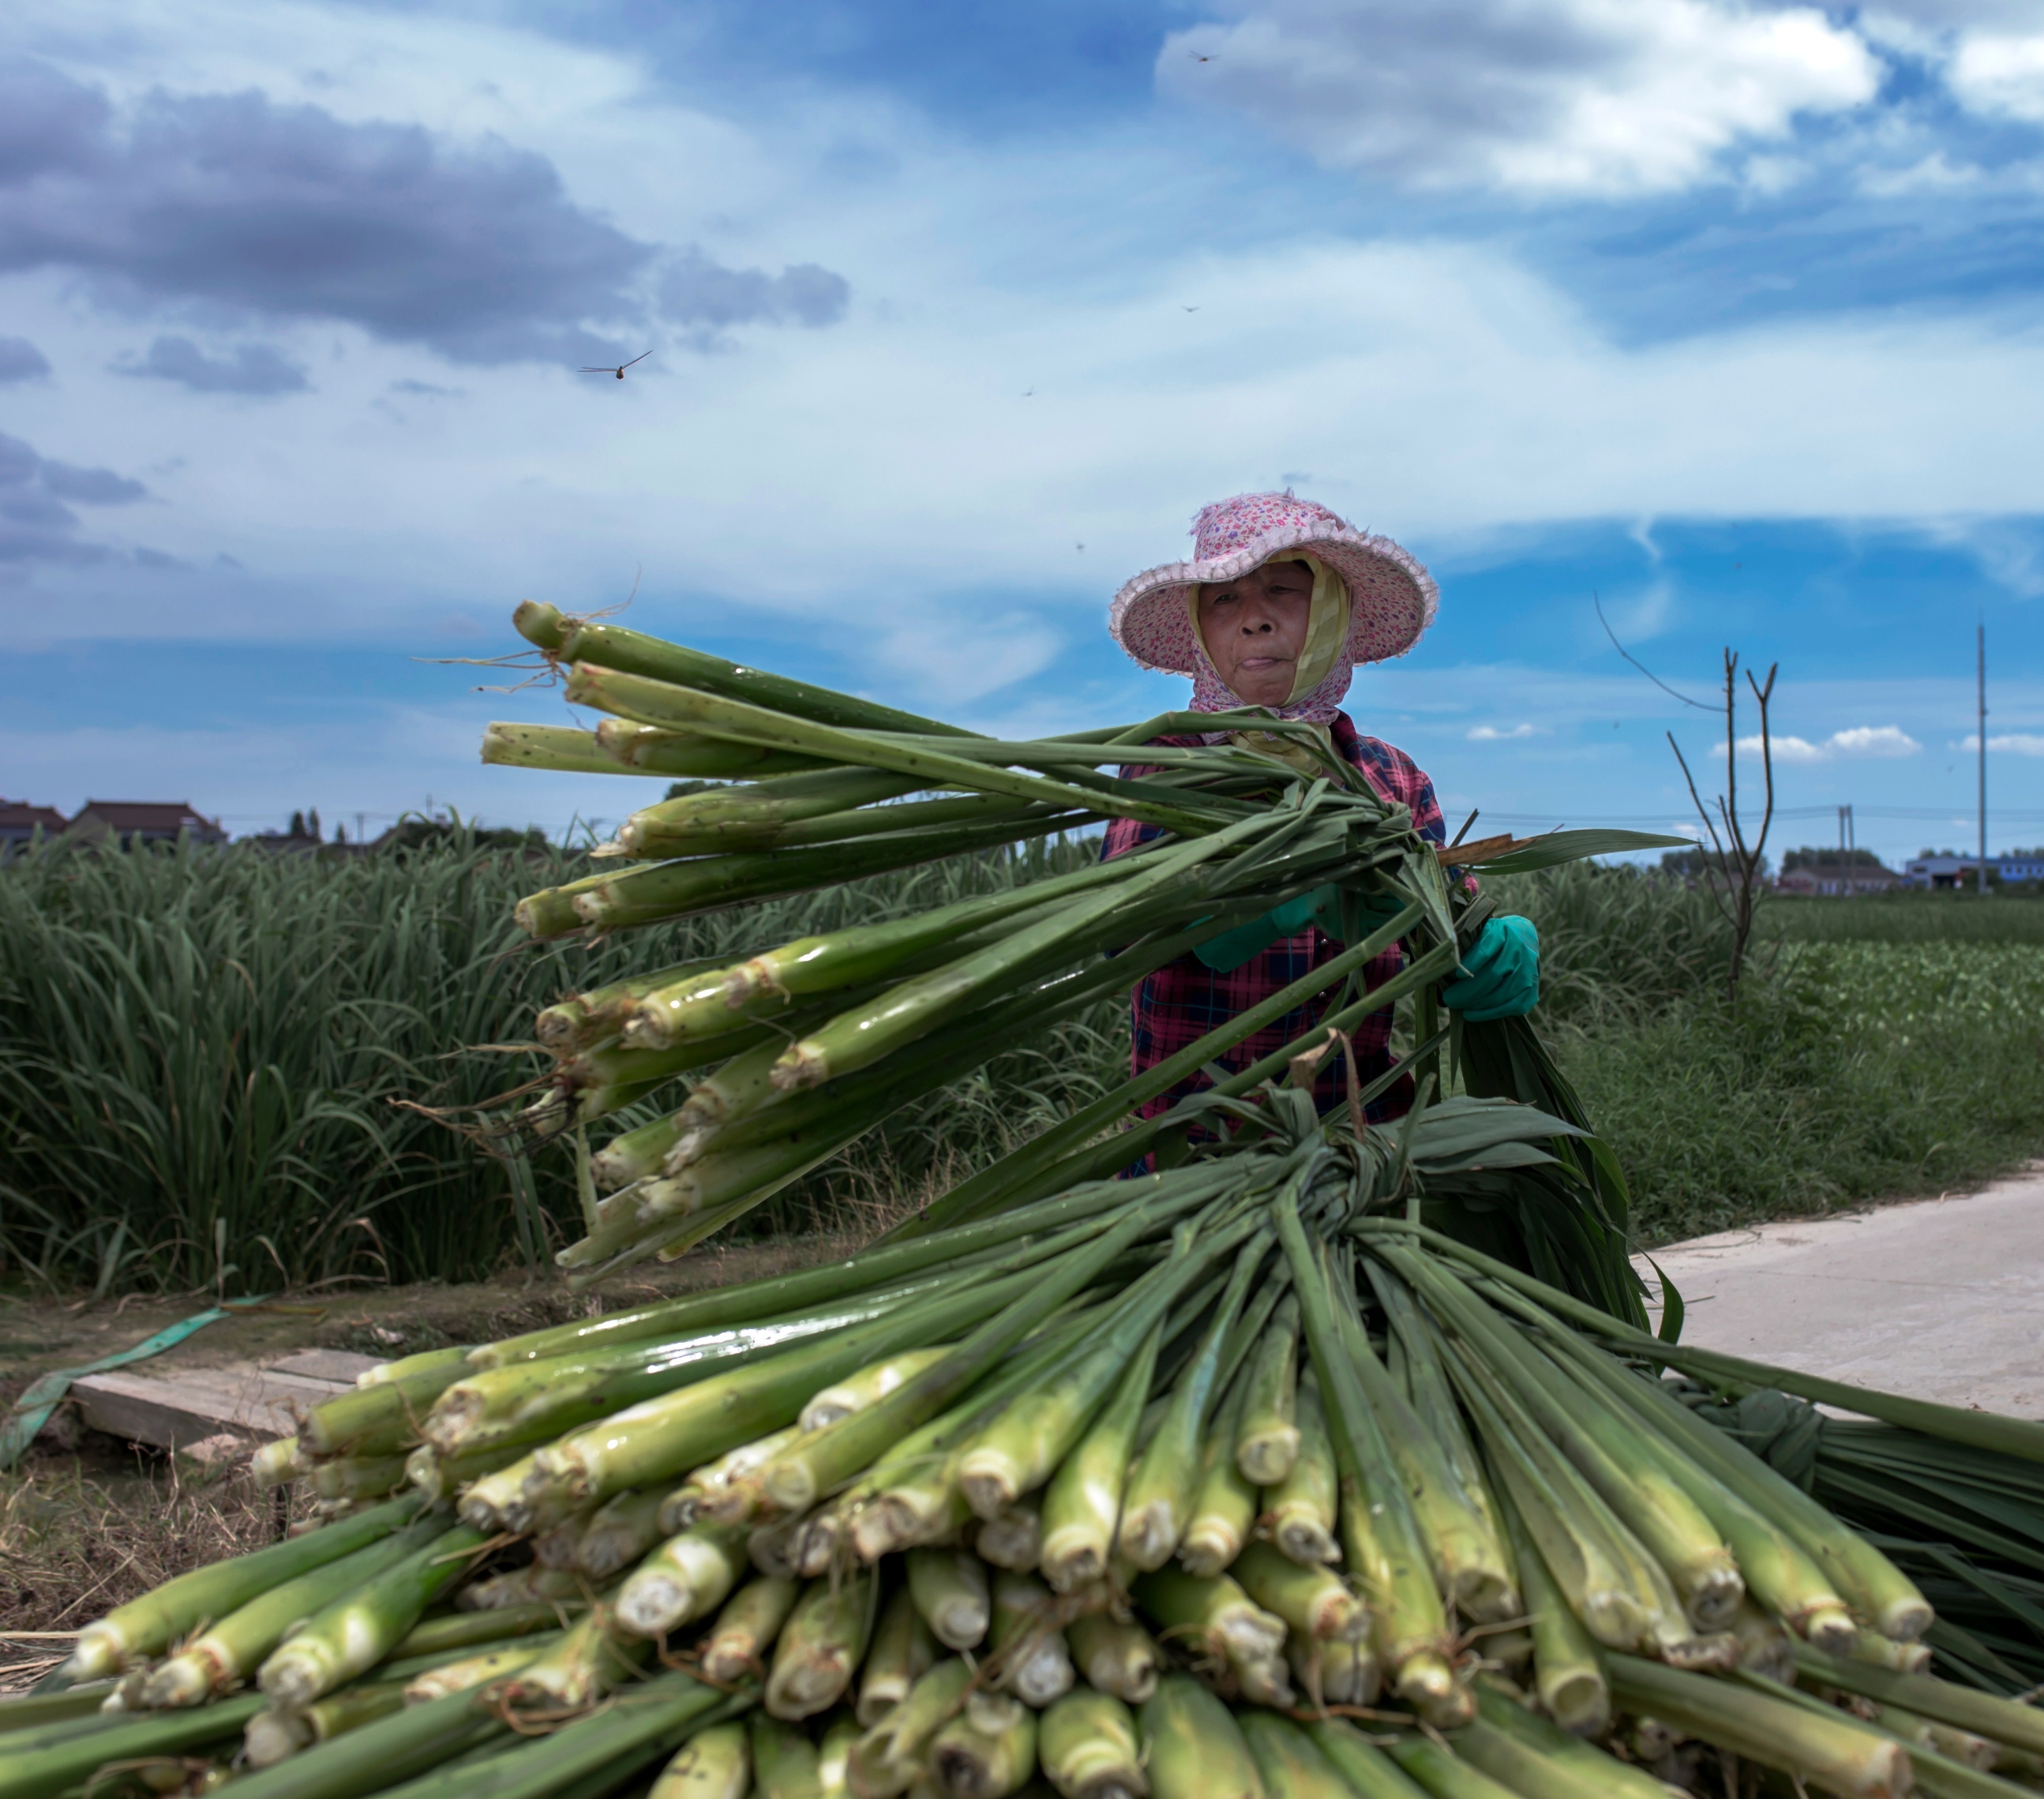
[270,1349,385,1385]
[72,1372,283,1450]
[151,1368,349,1408]
[71,1367,340,1450]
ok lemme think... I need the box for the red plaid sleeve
[1101,712,1451,1157]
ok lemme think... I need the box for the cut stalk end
[1544,1669,1611,1737]
[139,1652,217,1710]
[1803,1605,1860,1655]
[1235,1429,1300,1490]
[1115,1504,1179,1572]
[958,1456,1022,1524]
[243,1708,314,1769]
[63,1625,123,1683]
[771,1043,830,1092]
[513,601,570,650]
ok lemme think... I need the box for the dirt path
[1634,1163,2044,1418]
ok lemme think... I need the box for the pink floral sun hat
[1108,493,1438,712]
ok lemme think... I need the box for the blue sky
[6,0,2044,864]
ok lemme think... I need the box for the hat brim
[1108,523,1437,676]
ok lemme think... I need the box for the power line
[1979,620,1990,898]
[1479,806,2044,829]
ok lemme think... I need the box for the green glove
[1441,916,1540,1021]
[1192,889,1325,974]
[1193,884,1406,974]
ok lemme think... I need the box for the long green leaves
[0,831,1123,1291]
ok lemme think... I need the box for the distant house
[62,800,227,847]
[0,800,68,847]
[245,811,325,854]
[1904,852,2044,890]
[1776,858,1904,897]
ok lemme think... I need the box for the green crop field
[4,838,2041,1295]
[0,834,1123,1296]
[1522,877,2044,1244]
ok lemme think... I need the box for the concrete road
[1633,1167,2044,1418]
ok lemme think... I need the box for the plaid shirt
[1103,714,1448,1135]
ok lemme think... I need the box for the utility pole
[1978,620,1989,898]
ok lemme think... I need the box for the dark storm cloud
[0,430,146,573]
[0,57,110,182]
[0,58,853,367]
[40,459,147,504]
[116,335,309,395]
[0,335,51,383]
[660,247,853,333]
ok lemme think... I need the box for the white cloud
[5,0,2044,713]
[1750,733,1828,763]
[1467,722,1545,740]
[1601,576,1677,643]
[1721,725,1922,761]
[876,614,1063,707]
[1158,0,1879,197]
[1828,725,1924,757]
[25,217,2044,680]
[1949,29,2044,122]
[1913,518,2044,598]
[1956,733,2044,754]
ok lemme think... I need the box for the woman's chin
[1231,683,1293,708]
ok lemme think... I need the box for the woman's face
[1196,560,1314,707]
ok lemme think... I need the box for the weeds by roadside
[0,1454,280,1679]
[7,834,2044,1301]
[0,831,1112,1296]
[1555,940,2044,1244]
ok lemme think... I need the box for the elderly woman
[1104,492,1538,1132]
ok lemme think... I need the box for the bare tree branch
[1670,651,1780,1000]
[1668,732,1739,931]
[1596,593,1714,711]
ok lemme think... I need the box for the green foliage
[1765,891,2044,944]
[1780,846,1888,872]
[0,831,1121,1295]
[1483,863,1731,1022]
[373,817,549,855]
[11,830,2044,1296]
[1483,867,2044,1246]
[1552,939,2044,1245]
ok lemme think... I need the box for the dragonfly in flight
[580,351,651,380]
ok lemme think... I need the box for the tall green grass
[1494,870,2044,1243]
[1765,891,2044,944]
[0,834,1120,1295]
[8,841,2042,1293]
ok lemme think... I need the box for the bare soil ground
[0,1232,862,1680]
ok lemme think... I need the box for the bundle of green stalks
[1670,1379,2044,1696]
[35,1086,2044,1799]
[43,608,2044,1797]
[478,604,1660,1304]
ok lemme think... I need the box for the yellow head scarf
[1187,552,1352,774]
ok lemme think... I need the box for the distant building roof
[1778,860,1903,896]
[1906,853,2044,886]
[64,800,226,843]
[0,800,68,840]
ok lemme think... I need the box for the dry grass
[0,1220,891,1680]
[0,1452,284,1688]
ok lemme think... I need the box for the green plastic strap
[0,1295,275,1470]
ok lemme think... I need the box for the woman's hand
[1441,916,1540,1021]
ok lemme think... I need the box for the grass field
[3,838,2039,1294]
[1512,875,2044,1243]
[0,834,1120,1295]
[4,849,2042,1640]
